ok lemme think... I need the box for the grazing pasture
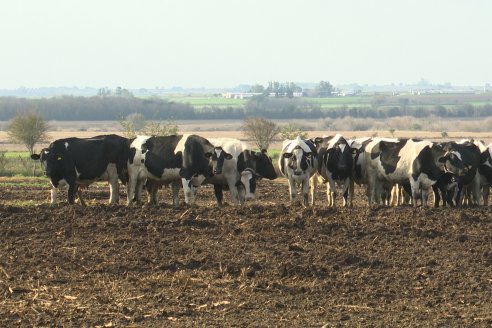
[0,177,490,326]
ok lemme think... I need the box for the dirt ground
[0,178,491,327]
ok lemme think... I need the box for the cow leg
[341,178,350,207]
[410,179,420,207]
[67,183,77,205]
[482,185,490,206]
[147,181,158,205]
[432,184,441,207]
[367,175,379,206]
[109,179,120,205]
[214,184,224,206]
[456,184,464,207]
[182,178,195,207]
[390,185,398,206]
[374,180,383,205]
[76,186,87,207]
[134,178,145,205]
[348,179,354,207]
[126,171,139,206]
[50,187,58,206]
[328,179,336,207]
[237,185,246,205]
[171,181,180,207]
[301,178,310,206]
[287,178,297,204]
[226,177,240,206]
[421,188,430,207]
[309,174,318,206]
[472,174,481,205]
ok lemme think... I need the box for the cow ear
[261,149,267,154]
[31,154,40,160]
[225,153,233,160]
[351,148,358,154]
[282,153,293,158]
[204,152,213,158]
[480,151,489,164]
[55,154,63,161]
[327,148,335,154]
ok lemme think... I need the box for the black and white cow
[30,134,130,205]
[126,134,229,207]
[314,134,354,207]
[368,138,467,207]
[206,138,277,205]
[433,140,481,206]
[279,136,318,206]
[350,137,400,206]
[472,140,492,205]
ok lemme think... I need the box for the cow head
[251,149,277,180]
[31,148,51,174]
[31,143,71,187]
[237,168,258,200]
[437,150,469,176]
[283,146,313,176]
[207,146,233,175]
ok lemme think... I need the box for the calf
[315,134,353,207]
[31,134,130,205]
[126,134,229,207]
[279,136,318,206]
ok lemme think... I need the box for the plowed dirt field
[0,178,491,327]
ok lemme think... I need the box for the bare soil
[0,178,491,327]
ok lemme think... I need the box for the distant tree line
[0,95,491,121]
[248,80,333,98]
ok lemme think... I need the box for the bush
[279,123,308,140]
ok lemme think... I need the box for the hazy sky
[1,0,490,89]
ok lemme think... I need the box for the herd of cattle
[30,133,492,208]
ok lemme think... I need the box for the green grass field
[165,96,245,108]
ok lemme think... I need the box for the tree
[315,80,333,97]
[118,112,178,138]
[249,84,265,93]
[7,112,49,155]
[280,123,308,140]
[241,117,279,150]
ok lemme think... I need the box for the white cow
[279,136,318,206]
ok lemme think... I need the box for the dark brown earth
[0,177,491,327]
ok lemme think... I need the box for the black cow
[314,134,354,207]
[475,141,492,205]
[126,134,229,207]
[30,134,130,205]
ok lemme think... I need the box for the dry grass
[2,119,492,151]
